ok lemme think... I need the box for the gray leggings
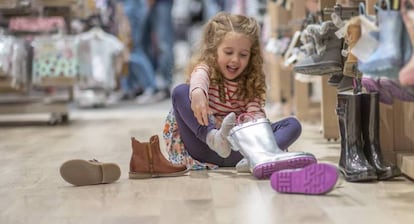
[172,84,302,167]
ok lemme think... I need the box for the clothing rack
[0,4,74,124]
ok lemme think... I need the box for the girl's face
[216,32,252,81]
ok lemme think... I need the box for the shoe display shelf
[0,77,75,125]
[265,2,293,112]
[379,100,414,179]
[266,0,322,122]
[266,1,330,130]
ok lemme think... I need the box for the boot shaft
[130,137,152,173]
[228,118,282,155]
[303,21,341,56]
[300,24,320,56]
[316,21,343,54]
[345,17,361,64]
[336,93,363,143]
[360,92,379,143]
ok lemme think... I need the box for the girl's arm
[189,64,211,126]
[245,99,266,119]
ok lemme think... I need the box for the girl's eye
[240,54,248,57]
[225,51,232,55]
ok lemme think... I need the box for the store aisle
[0,100,413,224]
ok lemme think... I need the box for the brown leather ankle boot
[129,135,189,179]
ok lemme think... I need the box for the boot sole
[359,59,401,75]
[293,62,342,76]
[252,156,317,179]
[128,168,189,179]
[270,163,339,195]
[60,159,121,186]
[377,167,402,180]
[339,168,377,182]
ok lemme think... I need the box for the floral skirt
[162,109,218,170]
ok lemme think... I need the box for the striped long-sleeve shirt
[189,64,266,127]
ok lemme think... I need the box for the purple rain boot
[270,163,339,195]
[379,78,414,102]
[361,77,394,104]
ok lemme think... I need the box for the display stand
[0,5,75,124]
[319,0,340,140]
[291,1,322,123]
[266,0,321,120]
[265,1,292,109]
[0,77,74,124]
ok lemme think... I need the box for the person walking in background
[119,0,172,104]
[146,0,175,98]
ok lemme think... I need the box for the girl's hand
[191,88,210,126]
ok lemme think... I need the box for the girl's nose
[231,55,240,63]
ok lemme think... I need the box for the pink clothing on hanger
[9,17,66,32]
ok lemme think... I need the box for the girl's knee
[172,84,189,100]
[287,117,302,137]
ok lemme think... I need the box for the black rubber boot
[337,93,377,182]
[360,92,402,180]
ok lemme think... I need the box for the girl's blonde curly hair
[186,12,266,105]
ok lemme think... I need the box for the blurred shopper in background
[146,0,175,99]
[119,0,173,104]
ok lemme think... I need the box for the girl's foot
[206,112,236,158]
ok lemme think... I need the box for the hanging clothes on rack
[31,34,79,85]
[0,34,28,91]
[77,26,124,90]
[74,26,124,107]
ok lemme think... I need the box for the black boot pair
[336,92,401,182]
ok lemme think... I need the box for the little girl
[164,12,308,170]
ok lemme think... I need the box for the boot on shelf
[379,78,414,102]
[361,77,394,105]
[337,93,377,182]
[360,92,401,180]
[358,2,403,78]
[293,20,343,75]
[328,72,344,87]
[343,16,361,77]
[299,23,319,57]
[129,135,189,179]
